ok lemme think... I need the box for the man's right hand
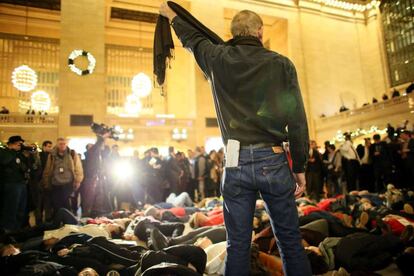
[160,2,177,21]
[293,173,306,199]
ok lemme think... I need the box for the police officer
[0,136,30,231]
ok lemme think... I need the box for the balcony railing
[314,94,414,142]
[316,95,413,124]
[105,115,195,128]
[0,114,58,126]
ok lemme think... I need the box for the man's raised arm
[159,2,221,78]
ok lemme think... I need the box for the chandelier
[131,73,152,98]
[124,94,142,115]
[11,65,38,92]
[31,90,51,111]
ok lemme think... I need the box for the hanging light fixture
[11,3,37,92]
[12,64,38,92]
[130,20,152,98]
[131,72,152,98]
[31,90,51,111]
[124,94,142,115]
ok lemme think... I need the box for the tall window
[0,33,59,112]
[106,45,164,116]
[381,0,414,86]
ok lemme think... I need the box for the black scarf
[153,1,224,90]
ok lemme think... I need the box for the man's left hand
[293,173,306,199]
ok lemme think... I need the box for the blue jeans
[166,192,194,207]
[221,147,311,276]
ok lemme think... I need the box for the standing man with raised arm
[159,3,311,276]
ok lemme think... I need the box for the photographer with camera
[81,123,115,217]
[146,147,168,203]
[0,136,31,231]
[42,138,83,217]
[35,141,54,224]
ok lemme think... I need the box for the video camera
[91,122,119,141]
[21,144,37,152]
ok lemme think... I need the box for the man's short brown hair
[56,137,67,143]
[231,10,263,37]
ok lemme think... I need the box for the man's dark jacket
[171,16,309,172]
[0,147,29,183]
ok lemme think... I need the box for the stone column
[191,0,224,147]
[58,0,106,138]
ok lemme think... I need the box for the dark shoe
[148,228,169,251]
[134,218,155,242]
[173,223,185,237]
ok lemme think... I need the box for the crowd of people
[0,133,226,231]
[0,123,413,276]
[305,123,414,203]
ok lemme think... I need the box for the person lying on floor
[195,197,223,209]
[305,226,414,273]
[253,219,327,254]
[4,216,125,253]
[0,208,125,253]
[55,234,205,275]
[189,199,270,229]
[0,243,79,276]
[254,217,378,257]
[300,204,414,239]
[347,185,413,214]
[124,216,185,243]
[195,236,285,276]
[50,234,142,275]
[189,207,224,228]
[347,197,414,234]
[146,224,284,276]
[143,204,199,223]
[155,192,195,208]
[1,234,207,276]
[135,244,207,275]
[253,209,271,234]
[298,207,369,236]
[146,226,226,250]
[42,222,124,249]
